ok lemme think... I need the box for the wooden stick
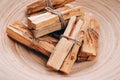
[28,6,84,37]
[27,0,75,15]
[47,16,83,70]
[60,20,84,74]
[32,20,68,38]
[6,21,57,57]
[77,13,99,61]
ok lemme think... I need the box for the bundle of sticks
[6,0,99,74]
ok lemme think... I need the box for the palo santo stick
[47,16,77,70]
[47,16,83,70]
[77,13,99,61]
[60,21,84,74]
[28,6,84,37]
[27,0,75,15]
[32,20,68,38]
[6,22,57,57]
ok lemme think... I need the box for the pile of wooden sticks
[6,0,99,74]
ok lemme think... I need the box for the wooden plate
[0,0,120,80]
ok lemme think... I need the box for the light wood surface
[47,16,82,70]
[28,5,83,38]
[0,0,120,80]
[26,0,75,14]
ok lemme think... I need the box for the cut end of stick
[47,62,60,71]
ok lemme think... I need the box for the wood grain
[0,0,120,80]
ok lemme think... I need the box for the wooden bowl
[0,0,120,79]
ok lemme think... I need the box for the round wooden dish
[0,0,120,80]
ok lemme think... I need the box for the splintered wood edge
[77,13,99,62]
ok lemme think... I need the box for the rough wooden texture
[60,21,84,74]
[27,0,75,15]
[32,20,68,38]
[28,5,84,37]
[77,13,99,61]
[47,16,83,70]
[7,22,57,57]
[47,16,77,70]
[28,6,83,29]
